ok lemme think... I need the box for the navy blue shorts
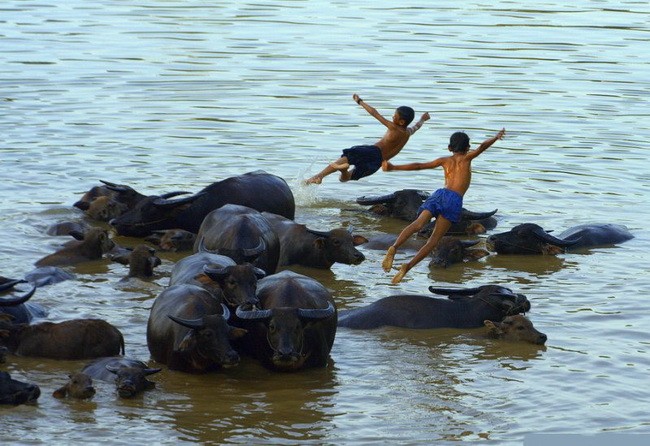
[417,188,463,223]
[341,145,382,181]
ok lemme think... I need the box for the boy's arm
[466,128,506,160]
[408,112,431,135]
[383,157,444,172]
[352,94,395,128]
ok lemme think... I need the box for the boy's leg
[304,156,349,185]
[392,215,452,284]
[382,211,432,272]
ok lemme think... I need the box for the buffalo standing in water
[338,285,531,330]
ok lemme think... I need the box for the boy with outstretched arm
[381,128,506,283]
[304,94,430,184]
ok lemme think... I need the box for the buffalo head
[168,304,246,368]
[484,315,547,345]
[52,373,95,399]
[235,302,335,371]
[203,263,265,309]
[429,237,489,268]
[486,223,580,255]
[106,364,162,398]
[0,371,41,405]
[307,227,366,266]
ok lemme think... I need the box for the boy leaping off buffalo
[304,94,430,184]
[382,128,506,284]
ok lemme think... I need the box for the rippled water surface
[2,1,650,444]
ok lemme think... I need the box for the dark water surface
[2,1,649,444]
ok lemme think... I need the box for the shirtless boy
[304,94,430,184]
[381,128,506,283]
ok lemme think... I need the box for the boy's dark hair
[396,106,415,126]
[449,131,470,153]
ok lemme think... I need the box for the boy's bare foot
[391,264,408,284]
[329,161,350,171]
[382,246,396,272]
[303,176,322,185]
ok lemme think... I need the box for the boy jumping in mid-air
[381,128,506,284]
[304,94,430,184]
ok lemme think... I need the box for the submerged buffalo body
[81,356,161,398]
[236,271,337,371]
[146,284,246,373]
[486,223,634,255]
[35,227,115,267]
[356,189,497,235]
[195,204,280,275]
[169,252,264,308]
[0,371,41,405]
[262,212,366,269]
[0,317,125,360]
[338,285,531,330]
[111,170,295,237]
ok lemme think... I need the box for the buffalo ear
[229,327,248,339]
[483,320,502,336]
[314,238,326,249]
[52,386,68,399]
[352,235,369,246]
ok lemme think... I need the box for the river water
[2,1,649,444]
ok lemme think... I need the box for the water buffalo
[0,371,40,405]
[486,223,633,255]
[337,285,531,329]
[145,229,197,252]
[235,270,337,371]
[0,283,43,324]
[359,235,488,268]
[195,204,280,275]
[121,245,161,279]
[169,252,264,309]
[35,227,115,267]
[81,356,161,398]
[0,316,125,360]
[261,212,366,269]
[110,170,295,237]
[483,315,547,345]
[0,345,7,363]
[52,372,96,399]
[356,189,497,235]
[146,284,246,373]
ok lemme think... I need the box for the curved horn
[220,304,230,321]
[306,228,330,238]
[159,191,192,199]
[196,236,219,254]
[100,180,131,191]
[531,226,581,247]
[298,301,335,320]
[461,208,498,220]
[235,305,272,321]
[167,314,204,330]
[460,239,481,248]
[428,286,483,296]
[242,238,266,257]
[153,192,204,208]
[144,367,162,375]
[0,286,36,306]
[105,365,124,374]
[356,192,397,206]
[0,279,26,293]
[203,265,231,279]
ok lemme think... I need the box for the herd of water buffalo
[1,170,634,405]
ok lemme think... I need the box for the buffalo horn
[105,365,125,374]
[159,191,192,199]
[428,286,483,296]
[203,265,231,279]
[460,239,481,248]
[356,192,397,206]
[461,208,498,220]
[242,238,266,258]
[144,367,162,375]
[0,279,26,293]
[298,301,335,320]
[235,306,272,320]
[168,314,204,330]
[306,228,330,238]
[0,286,36,306]
[99,180,130,191]
[532,226,581,247]
[153,192,204,208]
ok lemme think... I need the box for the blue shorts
[341,145,382,181]
[417,188,463,223]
